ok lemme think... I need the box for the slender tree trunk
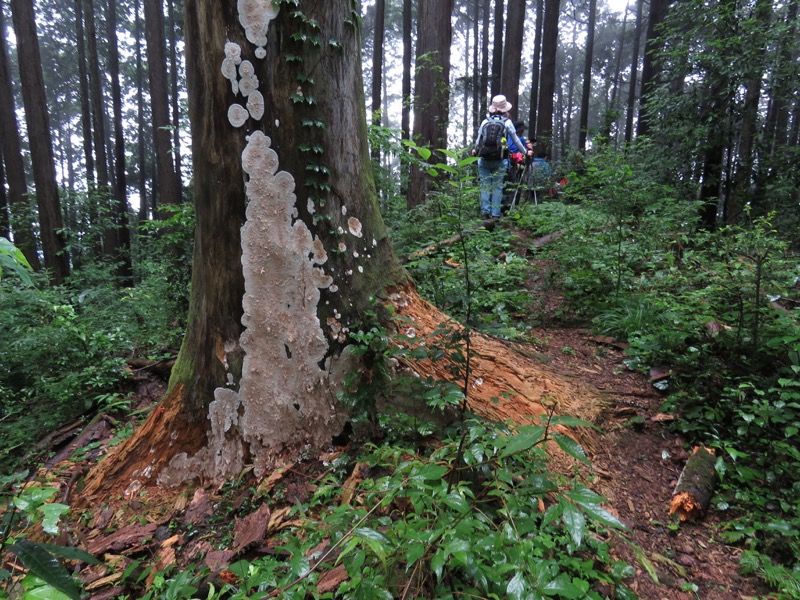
[0,8,40,269]
[74,0,95,188]
[407,0,453,208]
[167,0,183,195]
[84,0,110,190]
[106,0,133,282]
[471,0,480,127]
[606,5,629,143]
[528,0,544,135]
[536,0,560,147]
[479,0,490,115]
[0,150,7,239]
[500,0,526,109]
[370,0,385,162]
[636,0,669,137]
[625,0,643,144]
[10,0,70,284]
[401,0,412,142]
[491,0,504,93]
[134,0,148,221]
[578,0,597,151]
[144,0,180,212]
[564,28,577,147]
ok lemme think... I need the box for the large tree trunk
[134,0,148,221]
[10,0,70,284]
[80,0,603,504]
[144,0,180,212]
[490,0,504,94]
[74,0,95,189]
[500,0,526,110]
[527,0,544,133]
[0,7,40,269]
[536,0,560,145]
[407,0,453,208]
[401,0,412,142]
[167,0,183,195]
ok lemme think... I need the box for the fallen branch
[669,446,717,522]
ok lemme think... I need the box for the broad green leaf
[21,581,72,600]
[430,549,445,580]
[34,543,100,565]
[542,573,584,598]
[416,147,432,160]
[561,502,586,547]
[506,571,526,599]
[576,501,628,530]
[414,464,449,482]
[8,541,81,600]
[565,486,604,505]
[353,528,389,562]
[404,543,425,566]
[13,487,57,511]
[552,433,590,464]
[500,426,545,458]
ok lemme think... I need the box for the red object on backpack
[510,152,524,164]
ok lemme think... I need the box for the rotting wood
[127,357,176,379]
[388,287,604,453]
[670,446,717,522]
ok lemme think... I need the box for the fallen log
[669,446,717,522]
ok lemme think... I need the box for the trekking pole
[510,163,529,210]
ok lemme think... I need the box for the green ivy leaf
[40,504,70,535]
[500,426,545,458]
[506,571,526,599]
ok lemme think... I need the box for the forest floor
[8,229,771,599]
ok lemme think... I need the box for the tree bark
[134,0,148,220]
[74,0,95,188]
[167,0,183,195]
[670,446,717,522]
[625,0,643,144]
[10,0,70,284]
[144,0,180,213]
[578,0,597,151]
[500,0,526,110]
[528,0,544,135]
[490,0,504,94]
[636,0,669,138]
[407,0,454,208]
[536,0,561,147]
[0,7,40,269]
[370,0,385,162]
[401,0,412,142]
[106,0,133,283]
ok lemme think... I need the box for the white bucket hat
[488,94,513,113]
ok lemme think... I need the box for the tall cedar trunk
[84,0,110,190]
[10,0,69,284]
[471,0,480,127]
[500,0,525,110]
[578,0,597,151]
[490,0,504,93]
[624,0,643,144]
[407,0,453,208]
[0,8,40,269]
[82,0,407,492]
[606,5,628,142]
[764,0,797,158]
[75,0,95,188]
[536,0,560,146]
[144,0,180,212]
[106,0,133,282]
[479,0,490,115]
[528,0,544,134]
[370,0,385,161]
[0,151,7,238]
[636,0,669,137]
[401,0,411,142]
[135,0,148,220]
[564,28,577,147]
[167,0,183,195]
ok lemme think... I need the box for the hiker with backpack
[471,95,532,218]
[527,148,555,204]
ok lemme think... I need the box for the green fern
[740,550,800,598]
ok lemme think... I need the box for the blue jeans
[478,158,508,217]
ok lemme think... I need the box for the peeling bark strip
[670,446,717,522]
